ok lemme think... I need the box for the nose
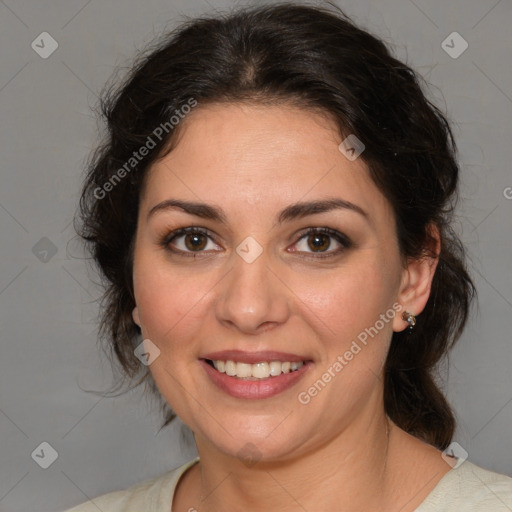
[214,250,290,335]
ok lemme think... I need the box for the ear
[132,306,141,327]
[393,225,440,332]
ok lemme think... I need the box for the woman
[65,3,512,511]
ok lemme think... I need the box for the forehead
[141,103,392,224]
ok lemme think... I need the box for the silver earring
[401,311,416,331]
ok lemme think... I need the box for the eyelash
[158,226,352,258]
[291,227,352,258]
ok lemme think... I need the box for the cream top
[63,458,512,511]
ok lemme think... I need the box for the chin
[193,412,316,465]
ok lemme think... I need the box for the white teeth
[210,359,304,379]
[225,360,236,376]
[235,362,252,378]
[252,362,270,379]
[269,361,282,376]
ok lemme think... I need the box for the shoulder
[417,460,512,511]
[61,458,199,512]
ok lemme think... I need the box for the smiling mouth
[205,359,306,380]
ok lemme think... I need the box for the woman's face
[132,103,420,462]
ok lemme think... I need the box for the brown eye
[291,227,351,257]
[184,233,207,251]
[307,233,331,252]
[163,227,221,254]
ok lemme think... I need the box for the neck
[191,412,393,512]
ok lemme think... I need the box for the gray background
[0,0,511,510]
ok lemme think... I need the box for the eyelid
[159,226,222,254]
[288,227,352,256]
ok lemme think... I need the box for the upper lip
[201,350,310,364]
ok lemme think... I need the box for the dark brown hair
[76,3,476,449]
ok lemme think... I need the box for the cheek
[293,259,397,337]
[290,265,399,418]
[132,252,214,350]
[132,255,217,421]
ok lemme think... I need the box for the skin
[131,103,452,512]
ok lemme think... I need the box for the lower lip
[200,360,311,399]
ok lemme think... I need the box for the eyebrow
[277,198,368,224]
[147,199,227,223]
[147,198,369,224]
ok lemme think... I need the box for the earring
[401,311,416,331]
